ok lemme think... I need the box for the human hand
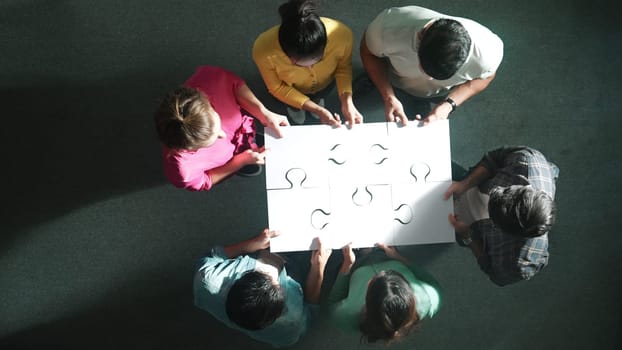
[315,107,342,127]
[384,95,408,125]
[264,111,290,138]
[448,214,470,237]
[417,101,452,126]
[311,237,332,269]
[340,243,356,274]
[234,147,268,166]
[248,228,281,252]
[374,243,407,263]
[444,180,469,200]
[340,93,364,127]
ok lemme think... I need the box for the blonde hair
[154,87,219,150]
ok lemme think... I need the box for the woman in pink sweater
[154,66,289,191]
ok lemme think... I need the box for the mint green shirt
[328,260,441,332]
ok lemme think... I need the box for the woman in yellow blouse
[253,0,362,126]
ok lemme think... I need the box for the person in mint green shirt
[328,243,442,344]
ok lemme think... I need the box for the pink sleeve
[162,148,216,191]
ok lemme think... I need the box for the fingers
[374,242,389,252]
[444,182,456,200]
[270,124,284,138]
[266,229,281,238]
[395,110,408,125]
[448,213,458,227]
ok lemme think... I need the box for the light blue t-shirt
[193,246,309,347]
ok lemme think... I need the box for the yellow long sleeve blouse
[252,17,353,109]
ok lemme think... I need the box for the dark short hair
[488,185,556,237]
[418,18,471,80]
[277,0,326,60]
[153,87,218,150]
[226,271,285,330]
[360,270,419,343]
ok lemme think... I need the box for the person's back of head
[418,18,471,80]
[277,0,326,60]
[489,185,556,237]
[226,271,285,330]
[153,87,219,150]
[360,270,419,344]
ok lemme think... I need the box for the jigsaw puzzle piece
[265,125,334,190]
[267,185,331,252]
[327,184,394,249]
[390,181,455,246]
[327,122,391,186]
[387,120,452,184]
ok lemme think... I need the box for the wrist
[444,97,457,113]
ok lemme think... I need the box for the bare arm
[304,238,332,304]
[207,147,268,185]
[235,83,289,138]
[424,74,497,124]
[223,229,279,258]
[444,164,492,199]
[360,35,408,124]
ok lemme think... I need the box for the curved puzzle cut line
[285,168,308,188]
[352,186,373,206]
[393,203,413,224]
[311,208,331,230]
[369,144,389,164]
[328,144,346,165]
[410,162,431,182]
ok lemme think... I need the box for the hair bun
[279,0,318,22]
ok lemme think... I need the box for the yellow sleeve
[252,27,310,109]
[330,20,354,96]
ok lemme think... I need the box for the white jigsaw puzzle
[265,120,454,252]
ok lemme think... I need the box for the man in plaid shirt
[444,146,559,286]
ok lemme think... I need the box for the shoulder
[253,25,280,54]
[186,66,241,88]
[322,17,352,34]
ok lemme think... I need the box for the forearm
[235,84,270,125]
[445,74,496,107]
[360,37,395,102]
[223,237,260,258]
[301,98,324,114]
[304,264,324,304]
[207,156,245,185]
[462,164,492,189]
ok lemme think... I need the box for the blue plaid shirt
[472,147,559,286]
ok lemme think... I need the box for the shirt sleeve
[332,22,354,96]
[252,32,310,109]
[162,150,215,191]
[327,272,351,304]
[364,9,388,57]
[477,146,527,174]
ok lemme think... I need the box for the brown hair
[153,87,219,150]
[359,270,419,344]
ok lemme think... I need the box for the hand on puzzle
[341,102,364,127]
[340,243,356,274]
[235,146,268,166]
[311,238,332,269]
[448,214,470,236]
[264,112,290,138]
[316,107,342,127]
[418,101,452,126]
[384,95,408,125]
[250,228,281,251]
[444,180,468,200]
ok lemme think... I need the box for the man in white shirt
[360,6,504,125]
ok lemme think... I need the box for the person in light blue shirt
[193,229,331,347]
